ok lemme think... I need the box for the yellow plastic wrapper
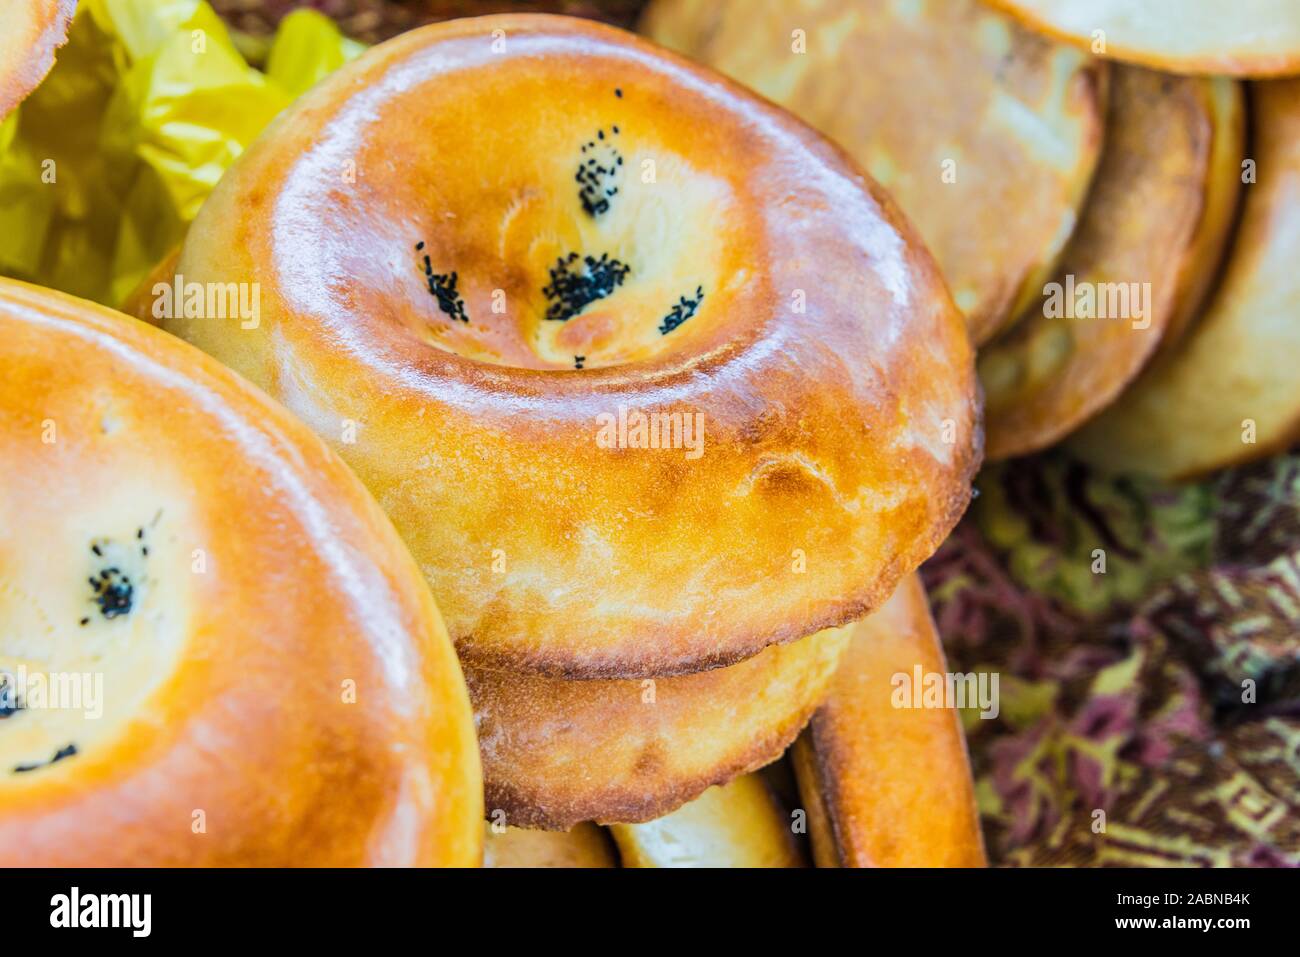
[0,1,363,307]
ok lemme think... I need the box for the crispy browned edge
[483,674,837,831]
[790,735,842,868]
[1160,78,1247,352]
[790,578,987,868]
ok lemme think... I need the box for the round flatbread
[471,623,849,829]
[984,0,1300,77]
[1161,78,1246,353]
[791,574,985,868]
[642,0,1108,344]
[1070,79,1300,479]
[979,67,1231,460]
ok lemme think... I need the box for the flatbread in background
[792,574,986,868]
[0,0,75,121]
[984,0,1300,77]
[1159,78,1245,354]
[979,68,1236,461]
[1070,79,1300,480]
[610,774,806,867]
[642,0,1107,345]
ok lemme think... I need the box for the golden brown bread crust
[610,773,805,867]
[470,623,850,829]
[983,0,1300,77]
[1160,78,1246,353]
[0,278,482,866]
[793,574,986,868]
[789,731,841,867]
[642,0,1108,346]
[1070,79,1300,480]
[162,13,981,678]
[978,67,1226,460]
[0,0,74,121]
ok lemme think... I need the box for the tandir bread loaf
[792,573,985,867]
[641,0,1109,346]
[156,14,982,679]
[983,0,1300,77]
[0,278,482,866]
[470,622,850,829]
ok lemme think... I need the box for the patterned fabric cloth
[923,452,1300,867]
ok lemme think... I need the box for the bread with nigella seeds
[152,14,982,681]
[0,278,482,866]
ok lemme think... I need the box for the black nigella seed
[575,132,623,218]
[0,678,20,718]
[13,743,77,774]
[414,242,469,323]
[542,252,631,323]
[659,286,705,335]
[88,565,133,620]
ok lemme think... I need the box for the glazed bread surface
[0,279,482,866]
[163,13,981,678]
